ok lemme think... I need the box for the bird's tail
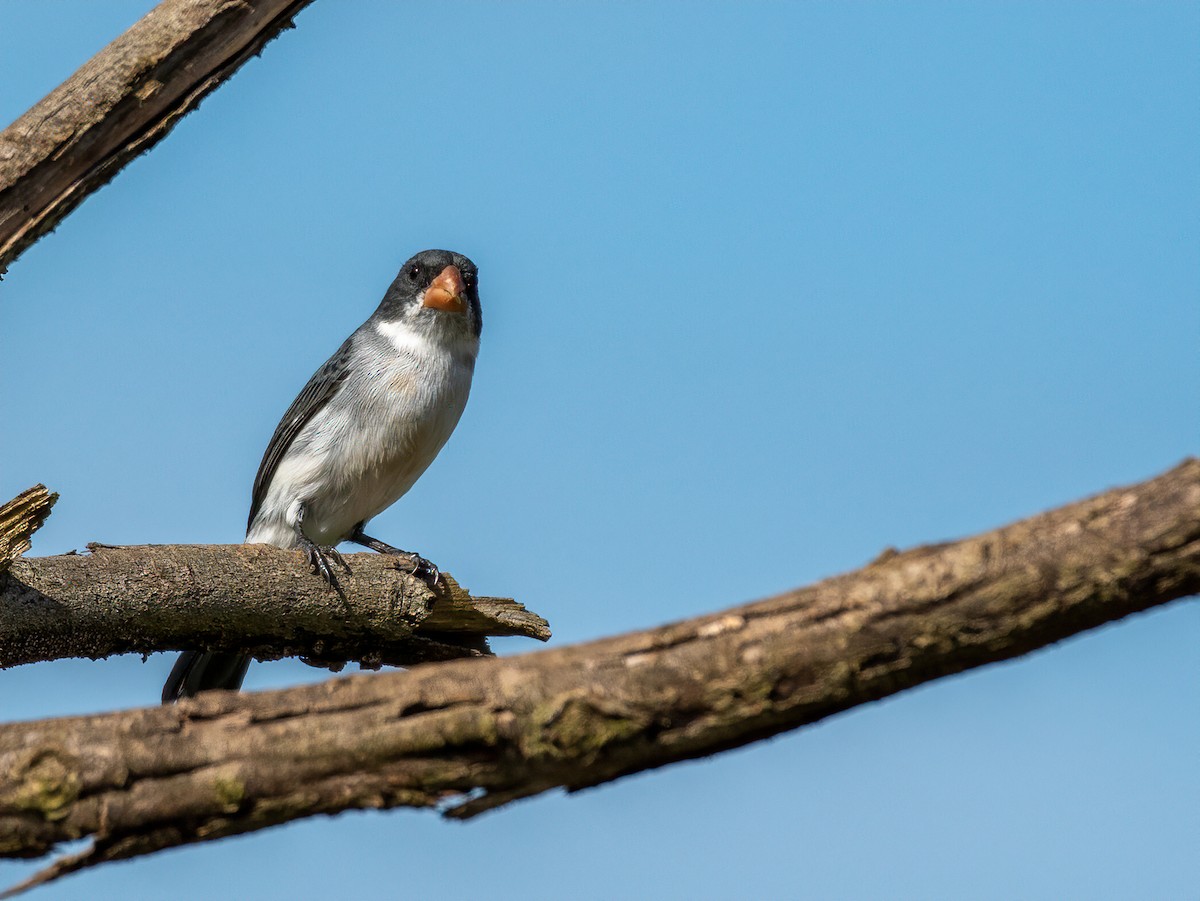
[161,651,251,704]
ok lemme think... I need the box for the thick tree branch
[1,459,1196,894]
[0,0,316,274]
[1,544,549,669]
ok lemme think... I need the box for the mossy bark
[1,459,1196,894]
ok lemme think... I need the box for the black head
[374,249,482,339]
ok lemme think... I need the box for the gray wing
[246,335,356,533]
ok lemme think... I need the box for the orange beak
[421,265,468,313]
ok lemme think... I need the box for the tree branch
[2,459,1196,895]
[0,0,316,275]
[1,543,550,669]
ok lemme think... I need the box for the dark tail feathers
[162,651,251,704]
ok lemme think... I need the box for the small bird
[162,249,482,702]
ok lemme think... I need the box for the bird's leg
[349,523,440,587]
[295,504,352,589]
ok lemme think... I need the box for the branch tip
[0,484,57,570]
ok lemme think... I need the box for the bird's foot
[294,503,351,589]
[349,526,439,588]
[396,552,439,587]
[299,536,352,589]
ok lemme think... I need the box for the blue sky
[1,2,1197,898]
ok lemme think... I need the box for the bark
[1,459,1196,896]
[0,0,316,274]
[1,544,550,670]
[0,486,57,574]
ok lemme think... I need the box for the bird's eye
[463,271,476,287]
[408,264,423,280]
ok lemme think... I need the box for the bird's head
[375,249,482,345]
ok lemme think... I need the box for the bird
[162,249,482,703]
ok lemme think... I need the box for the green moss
[525,696,643,760]
[213,775,245,810]
[7,751,80,821]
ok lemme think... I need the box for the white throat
[375,318,440,357]
[374,315,478,364]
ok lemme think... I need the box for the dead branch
[0,486,56,573]
[1,543,549,669]
[1,458,1196,896]
[0,0,316,274]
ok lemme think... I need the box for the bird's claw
[329,547,353,574]
[401,553,439,588]
[302,541,351,590]
[295,504,351,589]
[348,526,439,588]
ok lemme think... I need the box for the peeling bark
[0,487,56,573]
[1,459,1196,895]
[0,0,316,274]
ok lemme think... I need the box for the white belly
[247,327,474,548]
